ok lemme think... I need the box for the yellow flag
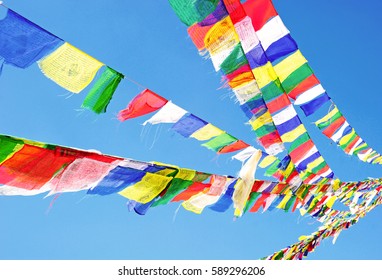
[315,106,340,126]
[204,17,239,55]
[38,42,104,93]
[258,155,277,168]
[233,149,262,216]
[274,50,307,82]
[280,124,306,142]
[190,124,224,141]
[249,112,272,130]
[118,173,172,203]
[252,62,278,88]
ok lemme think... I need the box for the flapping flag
[38,42,104,93]
[118,89,168,121]
[0,9,63,70]
[82,66,124,114]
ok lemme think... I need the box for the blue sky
[0,0,382,260]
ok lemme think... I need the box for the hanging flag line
[264,188,382,260]
[1,133,382,257]
[239,0,382,165]
[0,1,340,218]
[222,0,334,183]
[0,132,369,216]
[0,1,328,189]
[169,0,335,186]
[117,88,338,187]
[0,3,321,186]
[0,4,287,177]
[167,0,382,259]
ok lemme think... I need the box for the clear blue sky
[0,0,382,260]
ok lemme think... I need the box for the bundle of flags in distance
[1,1,382,259]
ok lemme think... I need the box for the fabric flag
[82,66,124,114]
[45,158,121,195]
[168,0,220,26]
[118,172,172,204]
[87,165,147,196]
[233,149,262,216]
[171,114,208,137]
[190,123,224,140]
[0,144,76,190]
[118,89,168,121]
[143,101,187,125]
[0,9,63,69]
[202,132,237,152]
[38,42,103,93]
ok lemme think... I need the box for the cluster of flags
[1,1,382,259]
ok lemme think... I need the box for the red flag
[118,89,168,121]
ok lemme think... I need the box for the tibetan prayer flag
[46,158,120,194]
[143,101,187,125]
[233,150,262,215]
[242,0,277,31]
[233,16,260,53]
[190,123,224,141]
[0,144,76,190]
[118,172,172,204]
[202,133,237,152]
[299,94,330,116]
[82,66,124,114]
[199,0,228,26]
[266,34,298,63]
[255,16,290,51]
[38,42,103,93]
[0,9,63,69]
[204,17,239,54]
[171,114,208,137]
[118,89,168,121]
[168,0,220,26]
[87,165,146,196]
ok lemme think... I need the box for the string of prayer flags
[81,66,124,114]
[170,0,335,181]
[38,42,104,93]
[133,93,289,179]
[118,89,168,121]
[0,7,129,114]
[0,9,63,70]
[2,133,382,260]
[315,106,382,164]
[242,0,382,165]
